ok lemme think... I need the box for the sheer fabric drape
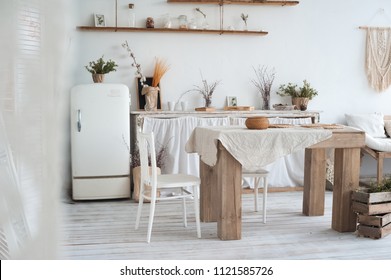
[0,0,72,259]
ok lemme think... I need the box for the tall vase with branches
[122,40,170,111]
[251,65,276,110]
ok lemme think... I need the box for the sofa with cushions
[345,112,391,184]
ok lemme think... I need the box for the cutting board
[224,106,254,111]
[195,107,216,112]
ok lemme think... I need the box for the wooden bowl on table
[245,117,269,130]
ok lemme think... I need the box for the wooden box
[351,189,391,215]
[352,188,391,239]
[357,213,391,239]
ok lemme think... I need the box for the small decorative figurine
[146,17,154,28]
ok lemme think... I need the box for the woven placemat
[300,123,344,129]
[269,124,294,128]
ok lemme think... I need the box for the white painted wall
[70,0,391,180]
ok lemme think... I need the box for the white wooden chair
[242,169,269,223]
[135,131,201,243]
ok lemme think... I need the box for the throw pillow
[385,120,391,137]
[345,112,386,138]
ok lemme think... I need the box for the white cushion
[365,134,391,152]
[345,113,386,138]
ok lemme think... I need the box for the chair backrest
[137,131,158,191]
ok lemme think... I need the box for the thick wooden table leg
[199,159,218,222]
[303,148,326,216]
[332,148,360,232]
[216,142,242,240]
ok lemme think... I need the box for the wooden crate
[352,188,391,239]
[357,213,391,239]
[351,189,391,215]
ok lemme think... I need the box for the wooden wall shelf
[78,1,298,36]
[167,0,300,6]
[77,26,268,35]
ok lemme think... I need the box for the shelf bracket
[219,1,224,31]
[115,0,118,30]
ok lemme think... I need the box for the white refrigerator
[70,84,131,200]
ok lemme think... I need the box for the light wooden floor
[60,190,391,260]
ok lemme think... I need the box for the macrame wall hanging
[365,27,391,92]
[360,9,391,92]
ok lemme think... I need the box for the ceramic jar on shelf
[178,15,188,29]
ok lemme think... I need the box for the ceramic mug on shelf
[168,101,176,111]
[181,101,189,111]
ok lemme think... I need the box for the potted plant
[276,80,318,111]
[352,176,391,239]
[85,56,118,83]
[180,73,221,111]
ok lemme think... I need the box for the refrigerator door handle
[77,109,82,132]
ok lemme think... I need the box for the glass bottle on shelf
[128,3,135,27]
[178,15,188,29]
[196,15,209,30]
[163,13,172,28]
[188,18,197,29]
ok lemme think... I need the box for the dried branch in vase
[180,72,221,108]
[251,65,276,110]
[241,13,248,29]
[131,137,173,169]
[122,40,147,87]
[195,7,206,18]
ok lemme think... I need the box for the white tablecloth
[185,126,332,172]
[143,116,317,187]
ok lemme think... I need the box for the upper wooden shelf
[77,26,268,35]
[167,0,299,6]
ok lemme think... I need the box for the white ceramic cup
[168,101,176,111]
[181,101,188,111]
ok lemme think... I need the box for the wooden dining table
[185,125,365,240]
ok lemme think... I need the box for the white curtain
[0,0,73,259]
[143,116,230,176]
[142,116,312,187]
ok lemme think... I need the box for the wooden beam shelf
[167,0,299,6]
[78,1,297,37]
[77,26,268,35]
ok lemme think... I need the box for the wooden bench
[361,115,391,185]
